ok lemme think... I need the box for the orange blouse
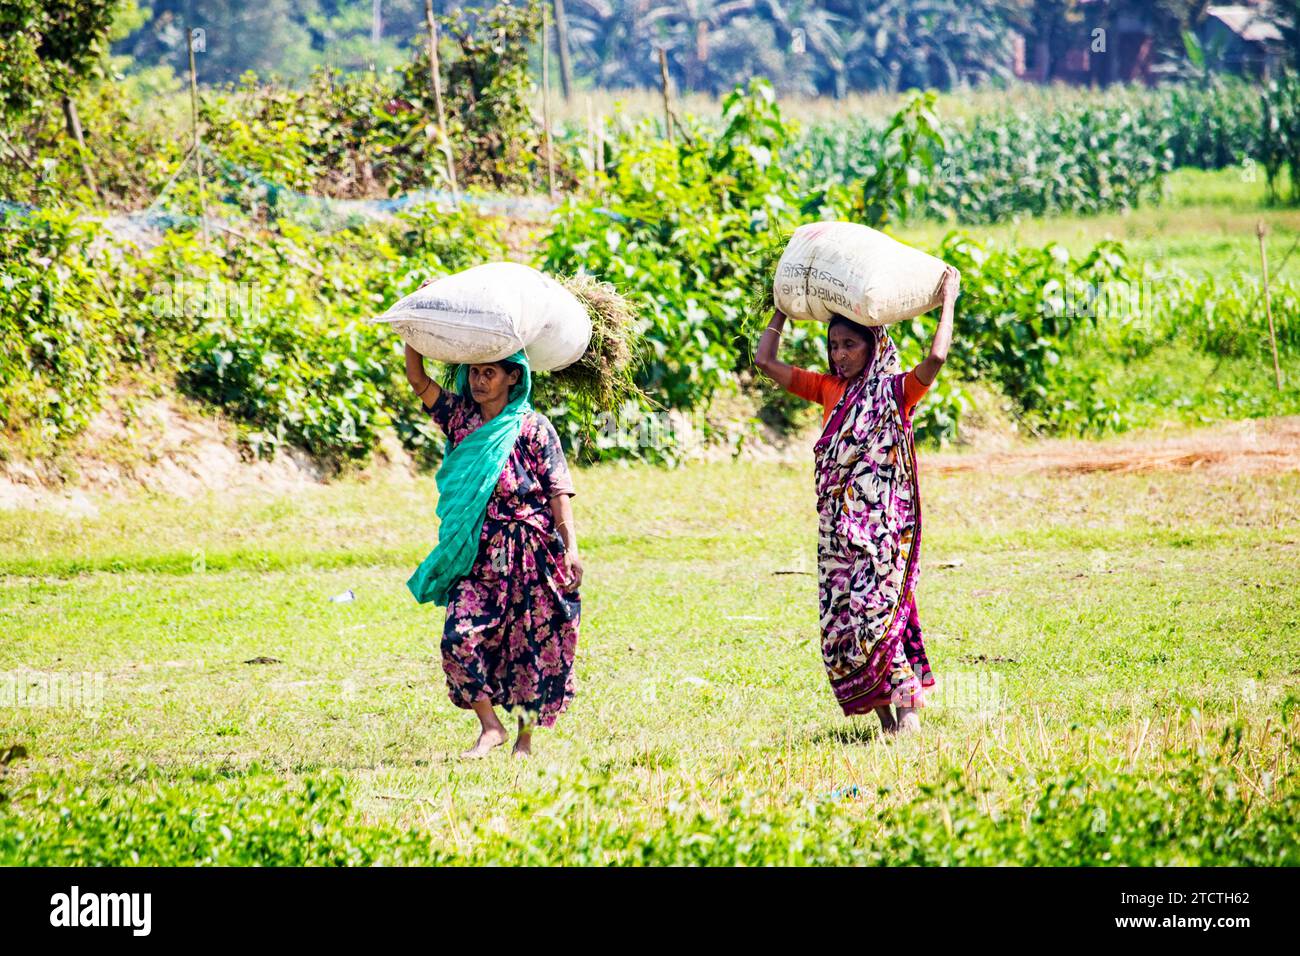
[788,367,930,427]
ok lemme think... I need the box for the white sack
[773,222,949,327]
[372,262,592,372]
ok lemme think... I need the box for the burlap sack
[372,262,592,372]
[774,222,949,327]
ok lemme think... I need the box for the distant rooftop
[1205,4,1285,43]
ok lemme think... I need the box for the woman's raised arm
[912,266,960,387]
[753,309,796,391]
[405,343,441,410]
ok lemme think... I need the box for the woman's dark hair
[827,315,870,343]
[499,359,523,382]
[499,359,525,397]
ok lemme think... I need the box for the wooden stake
[542,3,556,202]
[1258,221,1284,390]
[658,47,674,145]
[584,95,595,192]
[595,111,606,175]
[186,34,207,242]
[60,96,100,200]
[552,0,574,101]
[424,0,459,203]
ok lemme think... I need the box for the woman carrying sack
[754,267,960,735]
[404,344,582,758]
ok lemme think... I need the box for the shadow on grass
[806,721,887,746]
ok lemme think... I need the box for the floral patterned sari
[427,388,580,728]
[814,327,934,715]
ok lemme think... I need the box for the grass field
[3,449,1298,864]
[4,105,1299,863]
[897,169,1300,280]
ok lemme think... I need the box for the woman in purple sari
[755,267,960,734]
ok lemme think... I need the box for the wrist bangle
[417,379,433,398]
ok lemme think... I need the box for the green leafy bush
[0,210,137,457]
[1261,71,1300,206]
[170,207,510,466]
[6,719,1296,866]
[195,0,560,204]
[542,79,809,416]
[0,767,437,866]
[934,235,1131,413]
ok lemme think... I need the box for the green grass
[897,168,1300,279]
[1036,341,1300,437]
[2,457,1298,864]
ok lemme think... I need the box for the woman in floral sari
[755,268,959,734]
[403,344,582,758]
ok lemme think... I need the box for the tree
[117,0,319,83]
[764,0,847,96]
[0,0,124,119]
[553,0,575,98]
[0,0,128,195]
[828,0,1017,92]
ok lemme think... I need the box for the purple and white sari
[814,327,934,716]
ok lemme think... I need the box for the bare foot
[461,725,507,759]
[895,707,921,734]
[875,706,897,736]
[512,717,534,757]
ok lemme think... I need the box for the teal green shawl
[407,350,532,606]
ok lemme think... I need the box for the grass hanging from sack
[741,232,791,354]
[534,274,641,417]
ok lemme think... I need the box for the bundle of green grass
[539,273,640,416]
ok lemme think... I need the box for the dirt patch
[0,386,413,516]
[926,416,1300,478]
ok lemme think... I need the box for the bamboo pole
[542,3,556,202]
[1258,221,1284,390]
[424,0,459,203]
[658,47,674,145]
[552,0,574,101]
[187,32,207,243]
[585,94,595,192]
[60,96,100,200]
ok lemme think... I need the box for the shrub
[0,767,437,866]
[0,210,135,458]
[1261,71,1300,206]
[6,721,1296,866]
[542,79,810,416]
